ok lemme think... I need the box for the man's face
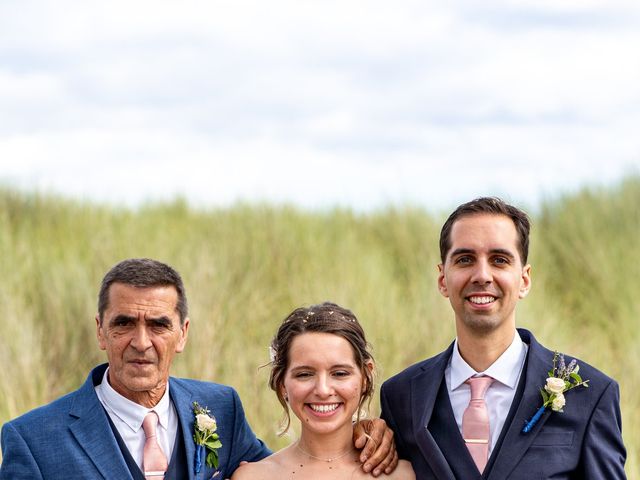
[96,283,189,407]
[437,213,531,336]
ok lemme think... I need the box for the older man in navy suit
[381,197,626,479]
[1,258,395,479]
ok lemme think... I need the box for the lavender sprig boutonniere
[193,402,222,473]
[522,352,589,433]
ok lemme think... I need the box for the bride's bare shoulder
[384,459,416,480]
[230,448,293,480]
[351,458,415,480]
[230,458,276,480]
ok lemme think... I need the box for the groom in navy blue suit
[381,197,626,479]
[1,258,395,479]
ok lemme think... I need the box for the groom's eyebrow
[489,248,516,260]
[450,248,475,257]
[449,247,516,260]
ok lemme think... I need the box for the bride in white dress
[232,302,415,480]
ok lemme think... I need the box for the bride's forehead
[287,333,356,363]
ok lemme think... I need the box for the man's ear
[519,264,532,299]
[175,317,190,353]
[96,315,107,351]
[437,264,449,298]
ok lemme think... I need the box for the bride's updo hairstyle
[268,302,375,435]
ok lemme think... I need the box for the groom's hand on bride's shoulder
[353,418,398,477]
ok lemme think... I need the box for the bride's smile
[307,402,341,414]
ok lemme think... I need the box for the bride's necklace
[295,441,355,463]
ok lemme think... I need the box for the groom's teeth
[309,403,339,413]
[469,296,495,304]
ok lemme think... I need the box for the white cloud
[0,0,638,211]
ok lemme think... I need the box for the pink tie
[462,376,494,473]
[142,412,168,479]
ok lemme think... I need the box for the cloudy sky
[1,0,638,212]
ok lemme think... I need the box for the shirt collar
[97,367,172,433]
[450,331,527,391]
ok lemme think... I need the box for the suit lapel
[68,366,133,480]
[170,380,199,480]
[487,329,554,480]
[411,344,456,480]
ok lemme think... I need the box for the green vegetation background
[1,177,638,476]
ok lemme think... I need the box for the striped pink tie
[142,412,168,480]
[462,376,494,473]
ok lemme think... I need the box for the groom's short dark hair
[439,197,531,265]
[97,258,188,325]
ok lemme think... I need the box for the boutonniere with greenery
[193,402,222,473]
[522,352,589,433]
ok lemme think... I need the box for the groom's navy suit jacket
[381,329,626,479]
[0,363,271,479]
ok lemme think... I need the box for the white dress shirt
[95,368,178,471]
[445,331,528,455]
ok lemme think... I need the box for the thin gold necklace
[295,441,355,463]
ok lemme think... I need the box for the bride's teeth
[310,403,339,413]
[469,296,495,304]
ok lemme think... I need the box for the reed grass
[1,178,638,476]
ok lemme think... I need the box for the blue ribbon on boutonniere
[195,444,204,474]
[522,405,547,433]
[522,352,589,434]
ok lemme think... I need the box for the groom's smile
[465,292,499,307]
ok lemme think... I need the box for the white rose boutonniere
[551,393,566,412]
[545,377,566,395]
[196,413,217,432]
[193,402,222,474]
[522,352,589,433]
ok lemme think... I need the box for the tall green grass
[1,178,638,476]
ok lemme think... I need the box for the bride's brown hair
[268,302,375,435]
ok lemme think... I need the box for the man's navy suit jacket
[380,329,626,479]
[0,363,271,479]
